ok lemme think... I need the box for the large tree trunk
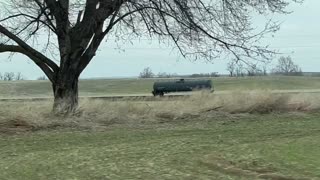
[52,70,79,114]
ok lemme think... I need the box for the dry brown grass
[0,91,319,133]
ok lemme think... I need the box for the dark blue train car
[152,79,213,96]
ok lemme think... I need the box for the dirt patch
[0,117,34,134]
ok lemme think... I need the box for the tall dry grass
[0,91,319,132]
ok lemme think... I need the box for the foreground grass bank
[1,76,320,98]
[1,113,320,179]
[1,91,320,179]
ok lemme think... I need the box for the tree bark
[52,69,79,114]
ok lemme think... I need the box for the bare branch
[0,44,55,81]
[0,24,59,73]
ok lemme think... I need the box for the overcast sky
[0,0,319,79]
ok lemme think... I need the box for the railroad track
[1,89,320,102]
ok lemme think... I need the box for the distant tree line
[37,76,48,80]
[227,62,268,77]
[158,72,219,78]
[157,72,177,78]
[189,73,219,78]
[139,56,303,79]
[0,72,24,81]
[0,72,49,81]
[226,56,302,77]
[139,67,219,79]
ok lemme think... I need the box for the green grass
[1,76,320,98]
[213,76,320,91]
[1,113,320,179]
[1,76,320,179]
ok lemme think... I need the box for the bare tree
[37,75,48,80]
[246,64,263,76]
[261,62,270,76]
[227,62,235,77]
[235,63,245,77]
[139,67,154,78]
[0,72,25,80]
[0,0,301,113]
[15,72,24,80]
[272,56,302,75]
[3,72,15,81]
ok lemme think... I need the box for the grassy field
[0,112,319,179]
[1,76,320,179]
[1,76,320,98]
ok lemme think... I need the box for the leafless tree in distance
[227,62,235,77]
[37,75,48,80]
[3,72,15,81]
[246,64,263,76]
[139,67,154,78]
[15,72,24,80]
[235,63,245,77]
[0,72,25,80]
[272,56,302,75]
[262,61,270,76]
[0,0,302,113]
